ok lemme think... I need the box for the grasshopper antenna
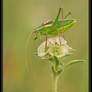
[64,11,72,19]
[61,8,65,38]
[25,31,32,73]
[25,30,37,73]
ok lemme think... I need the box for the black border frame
[1,0,90,92]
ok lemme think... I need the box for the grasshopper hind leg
[61,8,65,38]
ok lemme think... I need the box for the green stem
[53,74,57,92]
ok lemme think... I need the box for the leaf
[53,56,60,70]
[57,62,64,71]
[64,59,87,68]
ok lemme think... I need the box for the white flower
[38,41,49,57]
[38,36,72,58]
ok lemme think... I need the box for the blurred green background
[3,0,88,92]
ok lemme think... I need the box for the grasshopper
[32,8,77,49]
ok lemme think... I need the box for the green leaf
[64,59,87,68]
[57,62,64,71]
[53,56,59,71]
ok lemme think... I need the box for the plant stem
[53,74,57,92]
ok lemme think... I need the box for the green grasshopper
[32,8,77,49]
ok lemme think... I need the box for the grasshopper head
[73,19,77,23]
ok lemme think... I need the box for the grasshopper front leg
[64,11,72,19]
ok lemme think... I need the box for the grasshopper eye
[41,23,44,27]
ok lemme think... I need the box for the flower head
[38,36,72,59]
